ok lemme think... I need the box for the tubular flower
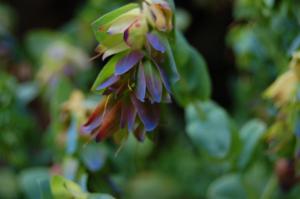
[264,52,300,106]
[82,0,179,142]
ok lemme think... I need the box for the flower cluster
[81,0,179,142]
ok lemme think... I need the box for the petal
[147,33,166,53]
[150,4,167,31]
[160,4,173,31]
[130,94,159,131]
[127,107,137,132]
[115,51,144,75]
[134,124,146,142]
[152,60,171,93]
[91,3,139,41]
[135,63,146,101]
[102,42,129,60]
[81,116,102,135]
[81,100,106,134]
[144,61,162,103]
[120,101,137,132]
[97,34,129,60]
[107,9,140,34]
[96,102,122,141]
[96,75,120,91]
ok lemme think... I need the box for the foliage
[1,0,300,198]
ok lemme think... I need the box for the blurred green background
[1,0,300,198]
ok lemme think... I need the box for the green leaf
[38,178,53,199]
[19,168,50,199]
[186,101,231,158]
[207,174,247,199]
[172,31,211,107]
[172,31,190,68]
[80,144,106,172]
[91,52,126,93]
[126,172,179,199]
[91,3,139,42]
[156,32,180,84]
[0,169,19,199]
[51,175,87,199]
[238,119,266,169]
[88,194,115,199]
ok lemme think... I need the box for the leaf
[172,30,190,69]
[91,3,139,42]
[0,169,18,199]
[207,174,247,199]
[288,34,300,56]
[80,144,106,172]
[16,81,39,105]
[38,178,53,199]
[51,175,87,199]
[62,158,79,181]
[126,172,179,199]
[186,101,231,158]
[88,194,115,199]
[91,53,126,93]
[172,31,211,107]
[19,168,50,199]
[238,119,266,169]
[156,32,180,84]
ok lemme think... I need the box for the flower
[143,0,173,32]
[83,0,178,142]
[81,94,160,142]
[264,70,298,106]
[264,52,300,106]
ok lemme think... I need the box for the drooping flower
[81,94,160,142]
[264,52,300,106]
[82,0,178,142]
